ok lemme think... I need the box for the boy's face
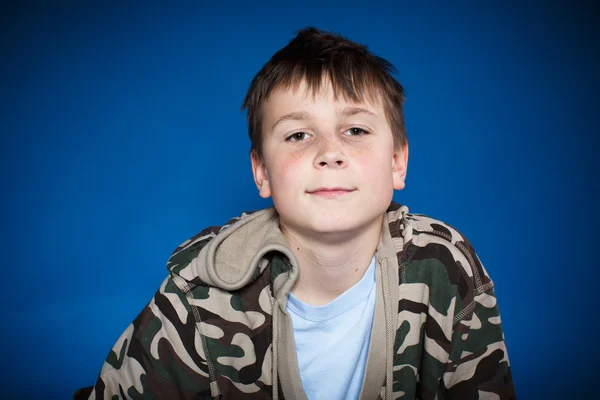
[251,79,408,240]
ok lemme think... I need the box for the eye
[344,127,369,136]
[286,132,311,142]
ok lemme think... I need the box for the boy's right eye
[286,132,311,142]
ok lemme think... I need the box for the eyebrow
[339,106,378,118]
[270,107,378,131]
[271,111,311,131]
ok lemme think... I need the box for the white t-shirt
[286,256,377,400]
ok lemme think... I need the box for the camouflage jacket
[84,202,515,399]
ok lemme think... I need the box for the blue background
[1,1,598,399]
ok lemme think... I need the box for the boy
[78,27,515,399]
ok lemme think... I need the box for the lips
[307,187,356,196]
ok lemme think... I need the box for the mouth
[306,187,357,197]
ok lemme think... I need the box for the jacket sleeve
[86,277,213,400]
[439,249,516,399]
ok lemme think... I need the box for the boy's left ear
[392,144,409,190]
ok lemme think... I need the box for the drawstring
[174,275,221,399]
[381,258,393,400]
[272,297,280,400]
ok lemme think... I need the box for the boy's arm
[439,247,516,399]
[85,277,213,400]
[439,286,516,399]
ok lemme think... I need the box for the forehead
[262,78,384,120]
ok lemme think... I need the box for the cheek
[357,146,390,171]
[270,152,306,188]
[356,148,395,187]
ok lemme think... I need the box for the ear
[392,143,409,190]
[251,150,272,198]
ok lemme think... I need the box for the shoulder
[171,211,254,257]
[166,209,263,278]
[386,203,494,312]
[387,202,481,255]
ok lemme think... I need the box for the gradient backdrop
[2,1,598,399]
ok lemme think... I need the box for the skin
[251,79,408,306]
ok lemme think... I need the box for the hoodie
[80,202,515,399]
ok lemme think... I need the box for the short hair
[242,27,407,158]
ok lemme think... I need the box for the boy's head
[242,27,407,160]
[243,27,409,238]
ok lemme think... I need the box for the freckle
[354,268,358,272]
[297,247,300,250]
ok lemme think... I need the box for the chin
[305,213,374,236]
[277,201,386,236]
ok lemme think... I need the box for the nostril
[319,161,327,167]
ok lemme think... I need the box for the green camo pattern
[86,202,515,399]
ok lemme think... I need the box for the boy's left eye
[343,127,369,136]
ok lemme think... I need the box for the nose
[313,135,348,169]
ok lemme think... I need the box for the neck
[282,216,383,306]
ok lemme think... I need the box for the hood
[166,206,299,293]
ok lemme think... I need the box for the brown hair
[242,27,407,158]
